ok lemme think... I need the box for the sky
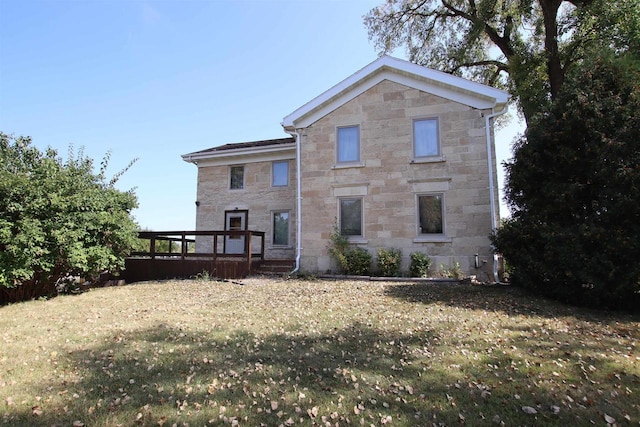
[0,0,524,231]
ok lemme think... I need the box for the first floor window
[230,165,244,190]
[418,194,444,234]
[339,198,363,237]
[272,211,290,246]
[414,118,440,158]
[337,125,360,163]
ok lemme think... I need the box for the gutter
[286,129,302,275]
[484,105,508,283]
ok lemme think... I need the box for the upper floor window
[413,118,440,158]
[230,165,244,190]
[339,197,363,237]
[272,161,289,187]
[337,125,360,163]
[417,194,444,235]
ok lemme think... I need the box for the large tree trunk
[540,0,565,101]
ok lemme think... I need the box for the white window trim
[412,117,442,161]
[336,124,361,165]
[338,196,365,240]
[229,165,245,190]
[271,210,291,248]
[415,192,447,239]
[271,160,289,188]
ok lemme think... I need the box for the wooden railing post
[150,238,156,260]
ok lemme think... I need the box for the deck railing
[125,230,266,281]
[132,230,265,260]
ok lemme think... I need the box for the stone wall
[195,157,296,260]
[298,79,499,280]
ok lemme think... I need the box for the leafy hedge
[0,134,139,303]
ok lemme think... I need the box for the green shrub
[492,53,640,311]
[0,134,138,303]
[439,261,462,279]
[377,248,402,277]
[327,223,372,275]
[344,247,372,276]
[409,252,431,277]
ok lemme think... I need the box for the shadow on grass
[3,320,602,427]
[383,283,640,321]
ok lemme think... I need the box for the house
[182,55,509,280]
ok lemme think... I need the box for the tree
[0,133,139,303]
[491,53,640,311]
[365,0,640,123]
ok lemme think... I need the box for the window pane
[230,166,244,189]
[340,198,362,236]
[273,211,289,246]
[414,119,439,157]
[272,161,288,186]
[337,126,359,163]
[418,195,443,234]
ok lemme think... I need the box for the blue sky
[0,0,523,231]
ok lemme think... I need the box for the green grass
[0,278,638,426]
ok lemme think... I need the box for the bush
[0,134,138,303]
[438,261,462,279]
[327,223,372,275]
[344,247,372,276]
[409,252,431,277]
[492,53,640,311]
[377,248,402,277]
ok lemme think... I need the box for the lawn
[1,278,638,426]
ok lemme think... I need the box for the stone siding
[195,157,296,259]
[298,79,499,279]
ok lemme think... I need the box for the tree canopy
[365,0,640,123]
[491,53,640,310]
[0,133,139,303]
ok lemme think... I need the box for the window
[272,211,289,246]
[272,161,289,187]
[339,198,363,237]
[413,118,440,158]
[418,194,444,234]
[337,125,360,163]
[230,165,244,190]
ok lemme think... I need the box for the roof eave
[182,142,296,164]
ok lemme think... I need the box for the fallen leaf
[522,406,537,414]
[604,414,616,424]
[72,421,85,427]
[31,405,43,416]
[308,406,319,418]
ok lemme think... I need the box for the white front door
[224,211,247,254]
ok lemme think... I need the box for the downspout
[288,129,302,274]
[484,105,508,283]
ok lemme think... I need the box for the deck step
[252,259,296,274]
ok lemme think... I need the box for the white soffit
[282,55,509,130]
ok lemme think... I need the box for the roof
[282,55,510,130]
[182,137,295,164]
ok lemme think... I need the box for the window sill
[413,236,452,243]
[347,238,368,245]
[332,162,365,170]
[411,156,445,164]
[268,246,294,250]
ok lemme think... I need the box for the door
[224,210,248,254]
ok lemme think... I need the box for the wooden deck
[124,230,293,282]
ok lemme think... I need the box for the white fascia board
[182,143,296,164]
[182,143,296,166]
[282,55,509,130]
